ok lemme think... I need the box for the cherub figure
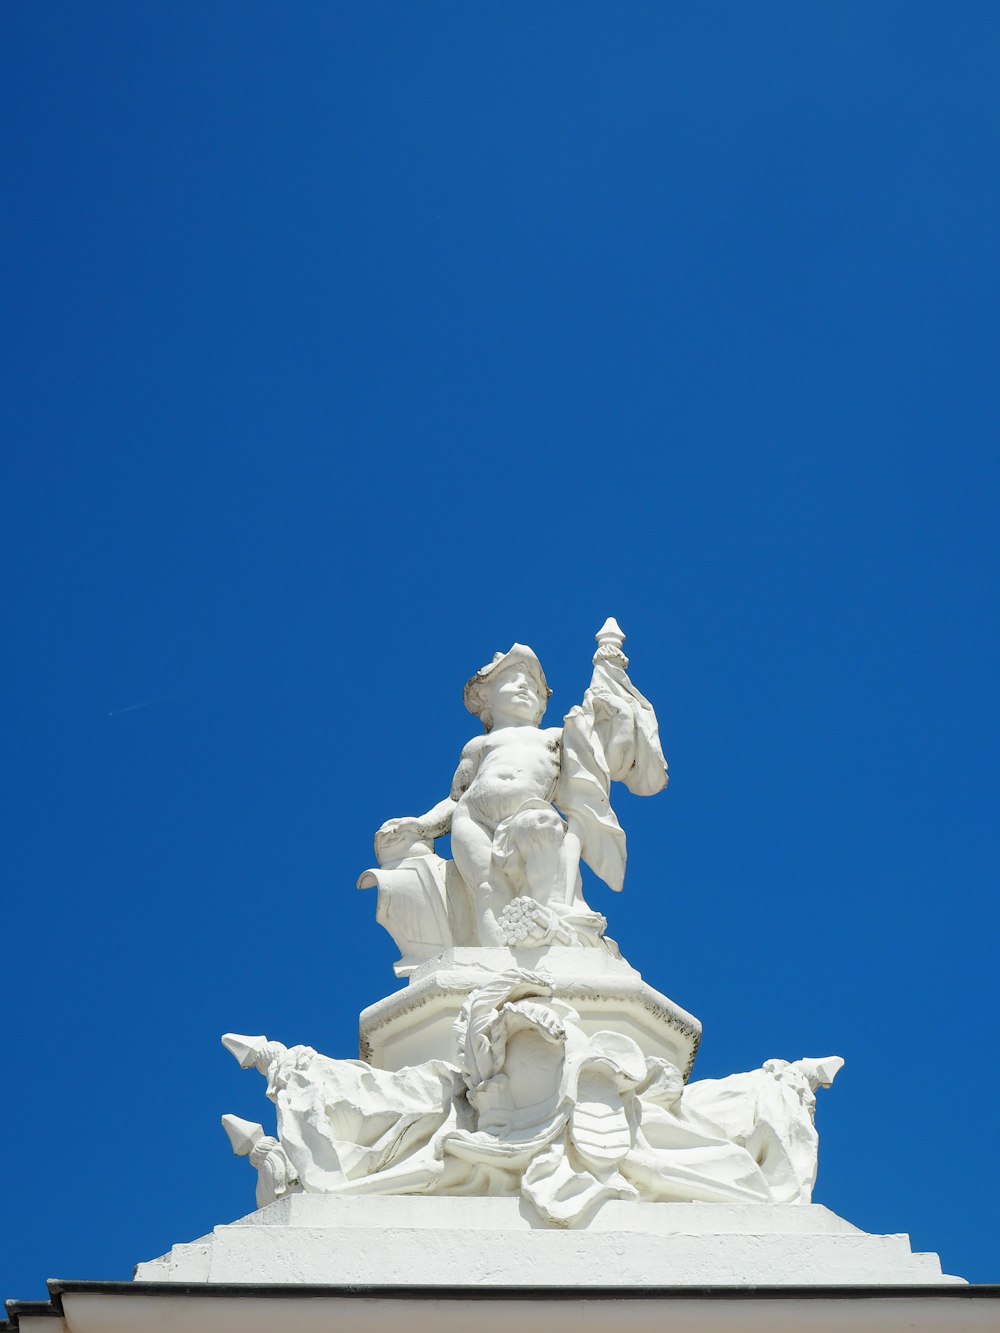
[371,620,668,949]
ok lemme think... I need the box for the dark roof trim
[3,1278,999,1331]
[55,1279,1000,1299]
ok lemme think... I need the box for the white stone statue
[215,621,847,1234]
[361,619,668,957]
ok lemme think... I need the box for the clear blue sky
[4,2,999,1300]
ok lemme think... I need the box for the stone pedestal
[359,947,702,1078]
[134,1194,962,1287]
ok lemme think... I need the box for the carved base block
[135,1195,964,1286]
[358,947,702,1078]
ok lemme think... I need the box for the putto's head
[464,644,552,732]
[487,664,546,729]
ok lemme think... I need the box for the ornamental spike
[594,617,628,668]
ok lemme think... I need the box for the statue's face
[489,666,545,726]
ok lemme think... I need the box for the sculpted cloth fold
[558,660,669,893]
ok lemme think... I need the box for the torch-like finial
[594,617,628,668]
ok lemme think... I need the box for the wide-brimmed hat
[463,643,551,730]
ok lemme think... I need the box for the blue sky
[3,1,999,1299]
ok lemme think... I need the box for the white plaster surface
[134,1195,963,1287]
[121,623,965,1304]
[359,947,702,1077]
[211,632,847,1231]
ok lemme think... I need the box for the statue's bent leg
[451,804,505,945]
[509,806,566,908]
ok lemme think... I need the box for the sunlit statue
[361,620,669,959]
[202,620,850,1243]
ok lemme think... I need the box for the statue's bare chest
[478,727,561,776]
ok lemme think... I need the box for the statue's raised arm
[557,617,668,895]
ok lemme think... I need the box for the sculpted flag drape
[271,1047,464,1193]
[557,660,669,892]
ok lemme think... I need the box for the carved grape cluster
[498,896,546,946]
